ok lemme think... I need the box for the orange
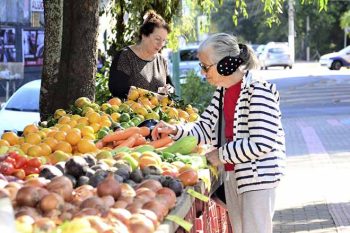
[74,97,91,108]
[1,132,19,146]
[82,133,95,140]
[110,112,121,121]
[77,139,97,153]
[38,143,52,156]
[161,97,170,107]
[108,97,122,106]
[178,110,190,121]
[80,126,95,137]
[53,109,66,120]
[17,137,25,145]
[58,124,72,132]
[27,145,43,157]
[65,129,81,146]
[167,108,179,119]
[68,119,78,128]
[71,114,81,121]
[20,142,32,154]
[101,103,112,111]
[25,133,42,145]
[100,120,112,128]
[54,131,67,141]
[77,117,89,125]
[135,107,148,116]
[88,112,101,124]
[188,113,199,122]
[42,137,58,150]
[46,130,58,138]
[58,115,71,124]
[150,96,159,106]
[0,139,10,146]
[128,89,140,101]
[54,141,72,154]
[23,124,39,136]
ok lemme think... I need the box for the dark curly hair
[138,10,170,41]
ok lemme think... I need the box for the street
[254,62,350,232]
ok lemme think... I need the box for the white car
[259,42,293,70]
[0,80,41,136]
[319,46,350,70]
[168,44,202,84]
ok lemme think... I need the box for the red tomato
[8,151,21,160]
[14,156,27,169]
[23,166,40,176]
[0,162,15,175]
[4,157,16,166]
[26,158,41,168]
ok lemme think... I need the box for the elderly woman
[109,10,172,99]
[152,33,285,233]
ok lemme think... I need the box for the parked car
[319,46,350,70]
[0,80,40,136]
[168,44,202,84]
[259,42,293,69]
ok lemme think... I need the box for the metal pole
[288,0,295,62]
[306,16,310,61]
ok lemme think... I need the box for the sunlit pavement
[268,63,350,233]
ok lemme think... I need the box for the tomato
[26,158,41,168]
[8,151,21,160]
[4,157,16,166]
[14,156,27,169]
[23,166,40,176]
[0,162,15,175]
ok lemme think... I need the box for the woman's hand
[205,149,223,167]
[151,120,177,140]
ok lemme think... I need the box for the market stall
[0,87,233,233]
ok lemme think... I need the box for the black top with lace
[108,47,171,99]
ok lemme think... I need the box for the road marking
[297,120,327,154]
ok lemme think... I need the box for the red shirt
[223,80,241,171]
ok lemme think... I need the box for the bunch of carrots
[95,126,174,149]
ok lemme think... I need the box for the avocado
[77,176,90,187]
[83,154,97,167]
[115,168,130,181]
[144,174,162,182]
[142,165,162,176]
[165,178,183,197]
[65,156,88,178]
[130,169,143,183]
[88,169,109,187]
[39,165,63,179]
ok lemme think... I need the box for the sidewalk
[273,114,350,233]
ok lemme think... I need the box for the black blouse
[108,47,172,99]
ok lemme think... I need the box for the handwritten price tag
[187,189,209,202]
[166,215,193,232]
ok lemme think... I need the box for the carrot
[95,140,104,149]
[114,140,125,147]
[103,127,140,143]
[139,127,151,137]
[115,134,138,148]
[149,136,174,148]
[133,135,147,146]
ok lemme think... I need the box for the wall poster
[22,29,44,66]
[0,28,16,63]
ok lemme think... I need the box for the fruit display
[0,90,214,233]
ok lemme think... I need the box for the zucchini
[162,136,197,155]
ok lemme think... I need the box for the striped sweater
[174,71,286,194]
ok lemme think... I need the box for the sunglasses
[199,62,216,72]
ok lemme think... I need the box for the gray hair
[198,33,259,70]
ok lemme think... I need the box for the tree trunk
[40,0,63,121]
[41,0,99,121]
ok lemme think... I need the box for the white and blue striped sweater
[174,72,286,194]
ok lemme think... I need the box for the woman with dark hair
[152,33,286,233]
[108,10,173,99]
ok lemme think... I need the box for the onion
[24,177,49,187]
[142,200,169,221]
[16,186,43,207]
[128,213,155,233]
[137,179,162,192]
[137,209,159,228]
[113,200,129,209]
[71,184,95,205]
[135,187,156,202]
[46,176,73,202]
[74,208,100,218]
[15,206,40,220]
[101,195,115,208]
[156,187,176,209]
[97,173,121,200]
[106,208,131,226]
[118,196,134,205]
[39,192,65,213]
[80,196,107,213]
[110,219,129,233]
[120,183,136,197]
